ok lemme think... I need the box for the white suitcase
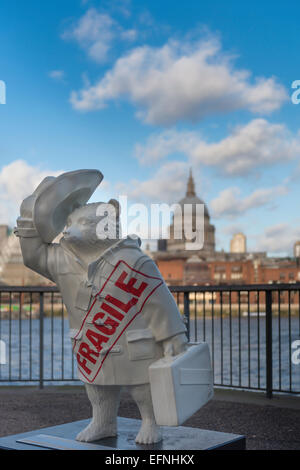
[149,342,214,426]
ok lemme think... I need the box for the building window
[214,266,226,280]
[231,273,243,280]
[214,273,226,280]
[231,266,242,273]
[215,266,226,272]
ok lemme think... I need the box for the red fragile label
[73,260,163,383]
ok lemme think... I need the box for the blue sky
[0,0,300,255]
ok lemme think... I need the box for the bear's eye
[79,217,94,226]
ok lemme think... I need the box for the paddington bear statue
[15,169,188,444]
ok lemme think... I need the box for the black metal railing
[0,284,299,397]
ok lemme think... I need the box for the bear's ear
[108,198,121,217]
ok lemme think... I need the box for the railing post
[265,290,273,398]
[39,292,44,390]
[184,292,190,342]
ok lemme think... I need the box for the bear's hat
[33,169,103,242]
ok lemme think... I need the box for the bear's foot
[135,421,162,445]
[76,421,117,442]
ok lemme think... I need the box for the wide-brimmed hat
[33,169,103,242]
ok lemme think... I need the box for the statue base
[0,417,246,450]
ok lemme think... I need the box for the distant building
[153,170,300,290]
[294,241,300,258]
[157,239,167,252]
[184,255,210,285]
[0,224,8,250]
[1,172,300,289]
[230,233,247,253]
[167,169,215,254]
[0,225,53,285]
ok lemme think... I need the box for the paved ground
[0,386,299,450]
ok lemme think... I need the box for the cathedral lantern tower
[168,170,215,253]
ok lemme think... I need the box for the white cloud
[191,119,300,175]
[70,37,287,124]
[49,70,65,81]
[108,0,132,19]
[121,29,137,41]
[221,223,246,236]
[210,185,288,219]
[253,223,300,255]
[135,129,198,165]
[135,119,300,176]
[0,160,62,225]
[62,8,137,63]
[116,160,191,203]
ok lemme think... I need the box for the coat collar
[59,235,141,283]
[87,235,141,282]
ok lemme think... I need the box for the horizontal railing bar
[169,283,300,293]
[0,286,59,293]
[1,282,300,294]
[0,379,80,383]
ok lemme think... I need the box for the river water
[0,316,299,393]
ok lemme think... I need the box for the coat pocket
[126,329,156,361]
[69,328,83,348]
[100,345,123,356]
[75,281,93,311]
[69,328,83,340]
